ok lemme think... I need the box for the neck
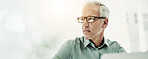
[90,31,104,47]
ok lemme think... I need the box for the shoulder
[106,39,120,47]
[53,37,83,59]
[106,39,126,53]
[64,37,83,46]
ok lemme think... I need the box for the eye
[80,17,85,20]
[77,17,85,23]
[87,17,95,23]
[78,19,84,23]
[88,19,94,22]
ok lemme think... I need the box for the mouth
[83,30,91,33]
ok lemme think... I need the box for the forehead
[82,4,100,16]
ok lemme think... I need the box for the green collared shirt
[52,36,126,59]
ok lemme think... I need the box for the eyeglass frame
[77,16,106,23]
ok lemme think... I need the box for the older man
[53,1,126,59]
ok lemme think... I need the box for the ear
[102,18,108,28]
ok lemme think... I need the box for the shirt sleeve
[52,40,73,59]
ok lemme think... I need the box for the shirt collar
[103,37,110,47]
[81,36,110,48]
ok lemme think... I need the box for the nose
[82,19,89,27]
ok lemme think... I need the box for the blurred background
[0,0,148,59]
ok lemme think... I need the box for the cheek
[91,23,102,33]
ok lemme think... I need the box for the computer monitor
[101,52,148,59]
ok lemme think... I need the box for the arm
[52,40,73,59]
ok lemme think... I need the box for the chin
[84,35,92,39]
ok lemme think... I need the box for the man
[52,1,126,59]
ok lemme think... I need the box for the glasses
[77,16,106,23]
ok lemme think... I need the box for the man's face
[82,4,104,39]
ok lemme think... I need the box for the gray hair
[84,1,110,18]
